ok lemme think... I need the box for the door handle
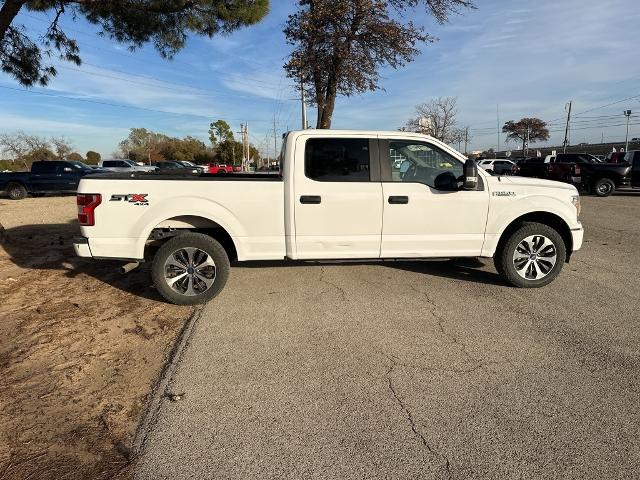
[388,195,409,204]
[300,195,321,204]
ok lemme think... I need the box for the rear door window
[305,138,371,182]
[31,162,58,174]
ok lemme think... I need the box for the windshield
[68,161,90,170]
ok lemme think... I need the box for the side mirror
[463,159,478,190]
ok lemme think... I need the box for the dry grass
[0,196,193,479]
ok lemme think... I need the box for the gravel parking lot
[137,191,640,479]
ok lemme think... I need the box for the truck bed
[85,171,283,181]
[78,173,286,262]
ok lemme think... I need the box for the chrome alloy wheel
[512,235,557,280]
[164,247,216,296]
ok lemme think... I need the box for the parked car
[74,129,584,305]
[477,159,516,175]
[208,163,234,174]
[0,160,103,200]
[551,153,631,196]
[513,153,631,196]
[99,159,157,173]
[152,161,200,174]
[176,161,208,173]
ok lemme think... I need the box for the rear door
[293,135,383,259]
[30,161,61,191]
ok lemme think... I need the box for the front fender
[482,195,579,257]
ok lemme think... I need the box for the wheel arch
[495,211,573,262]
[145,215,238,261]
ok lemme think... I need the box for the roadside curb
[130,305,204,458]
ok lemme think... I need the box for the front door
[379,137,490,258]
[293,135,383,259]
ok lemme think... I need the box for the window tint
[102,161,118,167]
[387,141,463,190]
[305,138,370,182]
[32,162,58,174]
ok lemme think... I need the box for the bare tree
[51,136,74,160]
[407,96,459,143]
[0,131,28,161]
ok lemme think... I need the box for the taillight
[574,165,581,175]
[77,193,101,226]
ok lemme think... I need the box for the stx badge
[110,194,149,205]
[492,191,516,197]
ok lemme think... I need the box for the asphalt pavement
[135,192,640,479]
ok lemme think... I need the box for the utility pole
[464,127,469,155]
[496,104,500,155]
[273,116,278,167]
[245,122,250,170]
[300,74,308,130]
[563,100,572,153]
[624,110,632,152]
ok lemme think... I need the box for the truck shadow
[0,222,163,301]
[1,222,505,300]
[235,257,506,287]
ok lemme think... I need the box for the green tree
[284,0,473,129]
[67,152,84,162]
[502,118,550,154]
[217,139,243,164]
[0,0,269,87]
[208,120,234,146]
[86,150,101,164]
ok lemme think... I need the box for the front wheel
[494,222,566,288]
[151,233,230,305]
[593,178,615,197]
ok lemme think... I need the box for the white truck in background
[74,130,583,305]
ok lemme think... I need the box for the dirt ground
[0,196,193,479]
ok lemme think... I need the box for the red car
[208,163,234,174]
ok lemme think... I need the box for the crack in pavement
[409,285,474,363]
[385,355,453,479]
[319,265,347,301]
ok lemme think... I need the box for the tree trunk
[0,0,26,43]
[317,74,338,129]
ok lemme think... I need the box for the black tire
[151,233,230,305]
[495,222,566,288]
[7,182,27,200]
[593,178,615,197]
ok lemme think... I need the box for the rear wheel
[593,178,615,197]
[7,182,27,200]
[495,222,566,288]
[151,233,230,305]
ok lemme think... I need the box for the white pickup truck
[74,130,583,305]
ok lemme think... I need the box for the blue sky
[1,0,639,157]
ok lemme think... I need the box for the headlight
[571,195,581,218]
